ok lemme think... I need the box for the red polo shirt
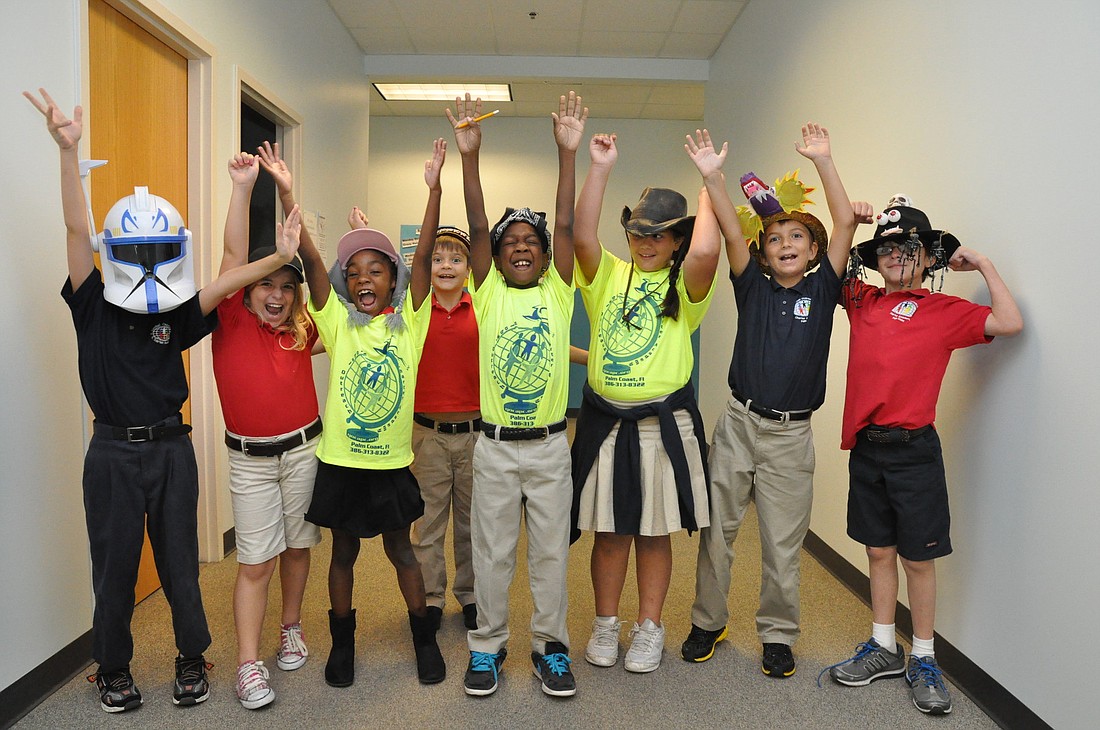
[415,291,479,412]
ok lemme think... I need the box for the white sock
[872,622,896,653]
[595,615,618,626]
[911,636,935,659]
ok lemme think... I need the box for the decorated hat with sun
[736,170,828,271]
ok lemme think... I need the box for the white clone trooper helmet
[95,186,195,313]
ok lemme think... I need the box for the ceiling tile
[328,0,403,28]
[496,29,581,56]
[579,31,666,57]
[351,26,416,54]
[659,33,726,59]
[672,0,745,33]
[582,0,684,32]
[489,0,586,31]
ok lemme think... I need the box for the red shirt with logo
[840,280,992,450]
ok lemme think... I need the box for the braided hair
[658,233,688,320]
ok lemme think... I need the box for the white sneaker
[277,622,309,671]
[624,619,665,673]
[236,660,274,710]
[585,616,622,667]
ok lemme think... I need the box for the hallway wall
[699,1,1098,727]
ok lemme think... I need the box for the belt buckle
[441,422,459,434]
[126,426,154,443]
[241,438,270,456]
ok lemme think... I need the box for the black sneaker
[464,649,506,696]
[531,642,576,697]
[462,603,478,631]
[680,624,728,662]
[761,642,796,678]
[173,655,211,705]
[88,667,143,713]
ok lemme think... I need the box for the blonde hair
[244,277,314,351]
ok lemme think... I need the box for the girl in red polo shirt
[212,151,323,710]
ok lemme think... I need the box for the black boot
[325,609,356,688]
[409,607,446,684]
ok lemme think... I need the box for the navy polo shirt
[726,257,841,412]
[62,268,217,426]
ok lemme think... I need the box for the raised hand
[552,91,588,152]
[347,206,369,230]
[256,140,292,194]
[588,133,618,167]
[795,122,832,161]
[228,152,259,186]
[276,204,302,260]
[852,200,874,225]
[425,137,446,191]
[445,93,483,155]
[24,88,82,150]
[685,128,727,179]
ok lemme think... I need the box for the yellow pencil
[455,109,500,129]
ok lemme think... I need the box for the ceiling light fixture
[373,83,513,102]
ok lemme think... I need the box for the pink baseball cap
[336,228,399,270]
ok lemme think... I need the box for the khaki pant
[468,431,571,655]
[691,395,815,645]
[410,423,477,609]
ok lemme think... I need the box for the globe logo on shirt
[598,280,662,375]
[491,306,553,414]
[340,341,404,442]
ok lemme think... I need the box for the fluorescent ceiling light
[373,83,512,102]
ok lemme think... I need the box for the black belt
[414,414,483,434]
[225,418,322,457]
[94,416,191,443]
[861,424,932,444]
[481,419,567,441]
[731,390,812,423]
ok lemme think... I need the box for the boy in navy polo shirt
[823,196,1022,715]
[682,124,868,678]
[27,88,302,713]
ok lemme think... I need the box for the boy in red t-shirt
[823,197,1022,716]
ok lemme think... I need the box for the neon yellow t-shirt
[577,246,715,401]
[470,265,573,427]
[308,289,429,468]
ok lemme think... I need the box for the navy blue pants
[82,433,211,671]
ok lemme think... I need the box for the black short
[846,427,952,561]
[306,461,424,538]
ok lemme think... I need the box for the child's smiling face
[245,267,298,328]
[627,230,682,272]
[494,221,546,288]
[431,242,469,295]
[876,240,934,292]
[345,249,396,315]
[763,219,817,284]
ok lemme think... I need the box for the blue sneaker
[906,655,953,714]
[531,642,576,697]
[464,649,506,696]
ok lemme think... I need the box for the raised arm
[411,138,447,308]
[446,94,491,287]
[682,187,721,302]
[551,91,587,284]
[685,128,745,278]
[25,88,94,289]
[200,205,302,314]
[221,152,259,275]
[256,141,328,309]
[795,122,857,276]
[575,133,617,283]
[948,247,1024,337]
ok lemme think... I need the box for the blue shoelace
[909,656,946,689]
[469,651,501,677]
[541,652,572,676]
[816,639,880,688]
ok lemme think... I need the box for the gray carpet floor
[17,503,998,729]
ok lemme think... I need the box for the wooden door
[89,0,190,604]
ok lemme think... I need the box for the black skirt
[306,461,424,538]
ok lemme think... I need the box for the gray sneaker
[826,639,906,686]
[906,655,953,714]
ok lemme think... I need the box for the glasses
[875,239,922,257]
